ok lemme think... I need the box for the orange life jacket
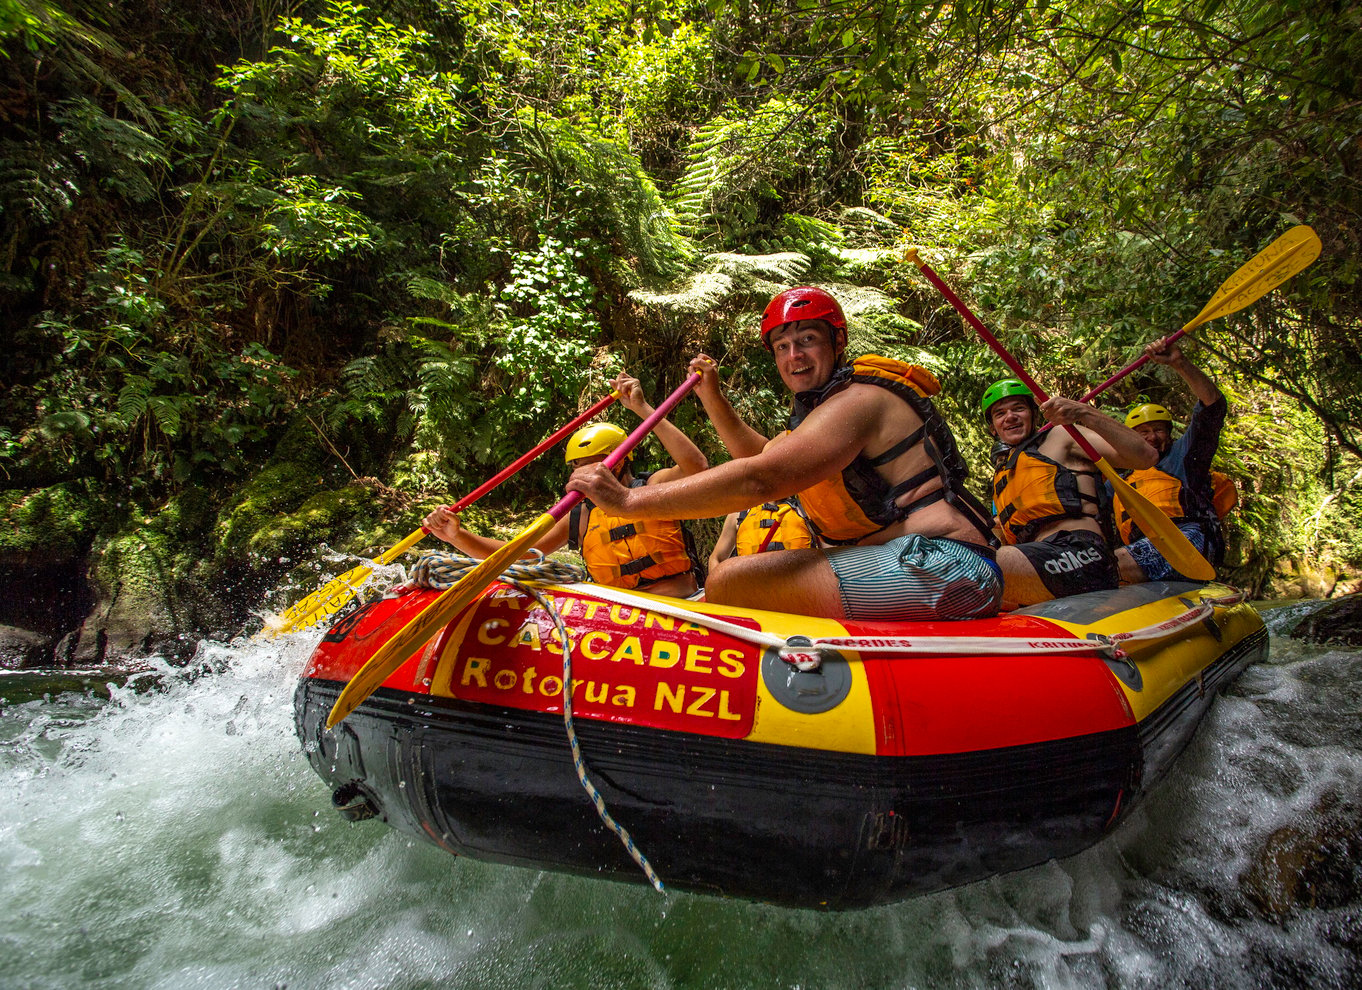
[1112,468,1235,545]
[569,477,701,590]
[789,355,996,545]
[733,500,815,555]
[1212,471,1238,518]
[992,433,1103,546]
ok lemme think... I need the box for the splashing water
[2,608,1359,989]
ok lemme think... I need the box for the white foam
[1,623,1359,988]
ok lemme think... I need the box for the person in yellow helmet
[706,497,816,572]
[982,378,1157,607]
[422,370,708,598]
[1111,337,1229,583]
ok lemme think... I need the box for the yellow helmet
[565,422,629,463]
[1125,403,1173,429]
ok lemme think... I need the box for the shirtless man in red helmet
[568,287,1002,622]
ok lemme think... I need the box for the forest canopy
[1,0,1360,635]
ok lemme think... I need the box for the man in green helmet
[983,378,1157,607]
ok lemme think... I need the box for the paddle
[325,372,702,729]
[259,391,621,638]
[904,248,1216,582]
[1078,225,1321,403]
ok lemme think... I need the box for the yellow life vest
[569,478,700,590]
[1113,468,1234,545]
[733,501,815,555]
[789,355,994,545]
[992,434,1103,546]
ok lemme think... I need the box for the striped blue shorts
[823,534,1003,622]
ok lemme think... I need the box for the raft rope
[409,550,588,590]
[501,580,1249,671]
[409,550,666,893]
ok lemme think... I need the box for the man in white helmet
[422,371,708,598]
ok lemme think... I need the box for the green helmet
[981,378,1035,421]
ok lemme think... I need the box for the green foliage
[323,235,607,485]
[591,21,714,139]
[506,111,693,281]
[494,235,601,412]
[669,95,860,249]
[3,0,1361,630]
[460,0,714,138]
[8,241,299,488]
[1217,389,1330,583]
[216,1,467,145]
[0,0,74,52]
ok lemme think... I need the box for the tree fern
[628,251,812,315]
[330,345,418,431]
[508,110,693,282]
[669,97,839,248]
[409,336,480,471]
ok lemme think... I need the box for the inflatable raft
[294,579,1266,909]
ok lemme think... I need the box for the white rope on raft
[410,550,665,893]
[409,549,589,590]
[412,552,1245,670]
[514,581,1249,671]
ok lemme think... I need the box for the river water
[1,602,1359,989]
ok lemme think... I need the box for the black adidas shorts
[1013,528,1119,599]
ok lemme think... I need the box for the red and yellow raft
[294,579,1266,909]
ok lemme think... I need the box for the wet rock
[0,624,55,669]
[1331,577,1362,598]
[1263,556,1340,600]
[52,488,233,663]
[0,484,105,657]
[1288,592,1362,647]
[1240,791,1362,922]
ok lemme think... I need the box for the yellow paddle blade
[325,512,558,729]
[1094,457,1216,582]
[1183,225,1322,332]
[257,527,429,639]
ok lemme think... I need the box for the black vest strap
[866,426,926,467]
[618,555,658,577]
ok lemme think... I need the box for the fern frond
[116,375,151,424]
[508,110,694,282]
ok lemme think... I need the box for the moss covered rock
[0,483,110,662]
[0,483,104,569]
[244,485,383,564]
[57,491,231,663]
[214,462,333,567]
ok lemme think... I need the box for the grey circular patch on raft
[761,636,852,714]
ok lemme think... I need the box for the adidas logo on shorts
[1043,547,1103,575]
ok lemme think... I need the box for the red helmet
[760,287,846,342]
